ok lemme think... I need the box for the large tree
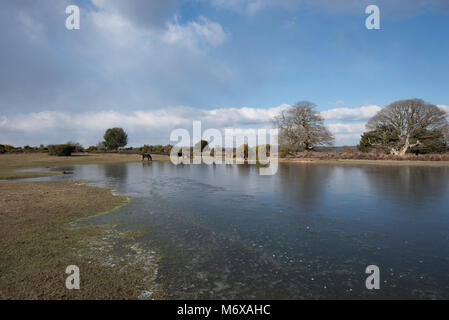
[103,127,128,150]
[272,101,334,151]
[359,99,448,155]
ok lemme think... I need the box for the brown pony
[142,153,152,161]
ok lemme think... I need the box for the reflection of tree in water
[277,163,333,210]
[100,163,130,189]
[362,166,449,208]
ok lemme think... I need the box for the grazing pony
[142,153,152,161]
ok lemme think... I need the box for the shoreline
[0,153,167,299]
[0,153,170,180]
[279,157,449,166]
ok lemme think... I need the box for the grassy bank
[0,152,169,180]
[280,151,449,166]
[281,157,449,166]
[0,180,164,299]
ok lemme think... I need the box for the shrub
[39,144,48,152]
[279,146,292,158]
[342,146,357,153]
[140,144,152,153]
[4,144,14,152]
[47,144,76,156]
[0,144,5,154]
[66,141,84,153]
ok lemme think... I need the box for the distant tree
[359,99,449,155]
[140,144,151,153]
[272,101,334,151]
[164,145,173,153]
[194,140,209,152]
[103,128,128,150]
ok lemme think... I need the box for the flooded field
[28,162,449,299]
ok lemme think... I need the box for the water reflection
[277,163,332,210]
[40,161,449,299]
[362,166,449,208]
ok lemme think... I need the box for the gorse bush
[66,141,84,153]
[47,144,76,156]
[136,145,172,153]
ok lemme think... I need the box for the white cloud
[0,104,370,147]
[438,105,449,114]
[163,16,228,49]
[326,122,366,134]
[0,105,287,147]
[210,0,298,15]
[320,105,381,121]
[326,122,366,146]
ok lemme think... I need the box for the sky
[1,0,449,147]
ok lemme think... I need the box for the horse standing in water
[142,153,152,161]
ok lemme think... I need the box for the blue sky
[1,0,449,146]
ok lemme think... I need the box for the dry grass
[0,180,164,299]
[0,152,169,180]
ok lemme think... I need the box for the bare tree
[273,101,334,152]
[366,99,448,155]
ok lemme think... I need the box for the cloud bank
[0,104,385,147]
[2,104,448,147]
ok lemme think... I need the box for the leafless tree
[366,99,449,155]
[273,101,334,152]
